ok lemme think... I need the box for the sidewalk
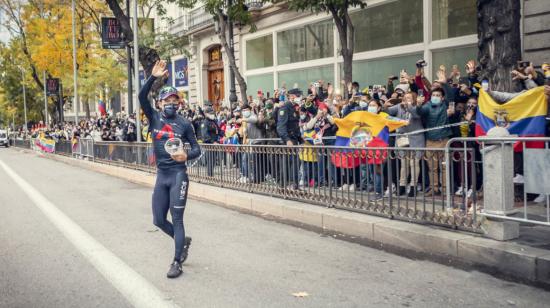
[30,150,550,288]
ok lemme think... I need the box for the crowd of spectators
[13,59,550,203]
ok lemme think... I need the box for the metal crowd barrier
[186,143,483,232]
[12,138,31,149]
[74,138,95,160]
[447,137,550,227]
[92,141,155,173]
[55,140,74,156]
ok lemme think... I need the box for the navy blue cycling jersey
[139,76,201,170]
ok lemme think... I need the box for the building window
[432,0,477,41]
[278,65,334,94]
[247,73,274,95]
[277,20,334,65]
[246,35,273,70]
[341,53,423,89]
[432,45,477,80]
[351,0,423,53]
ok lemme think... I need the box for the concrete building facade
[69,0,550,117]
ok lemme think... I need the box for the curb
[34,151,550,288]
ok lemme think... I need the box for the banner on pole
[101,17,125,49]
[46,78,60,96]
[174,58,188,87]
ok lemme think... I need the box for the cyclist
[139,60,201,278]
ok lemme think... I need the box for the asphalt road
[0,148,549,308]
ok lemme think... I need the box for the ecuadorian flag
[98,100,107,116]
[331,111,406,168]
[35,137,55,153]
[475,87,547,150]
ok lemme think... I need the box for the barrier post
[481,128,519,240]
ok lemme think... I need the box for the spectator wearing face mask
[124,120,137,142]
[91,126,102,142]
[238,104,265,184]
[200,106,221,177]
[415,87,455,196]
[276,88,303,190]
[386,92,425,197]
[448,98,482,200]
[115,125,124,141]
[357,99,387,198]
[257,99,281,183]
[297,106,317,188]
[259,100,278,143]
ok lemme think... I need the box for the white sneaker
[349,184,355,192]
[513,174,524,184]
[534,194,546,203]
[455,186,464,196]
[339,184,349,191]
[467,188,473,199]
[384,184,396,197]
[238,176,249,184]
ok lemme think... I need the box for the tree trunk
[477,0,522,93]
[84,96,90,119]
[105,0,165,95]
[217,11,248,104]
[329,6,354,99]
[51,102,61,123]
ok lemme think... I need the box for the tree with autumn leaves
[0,0,127,125]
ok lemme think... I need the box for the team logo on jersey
[155,124,175,140]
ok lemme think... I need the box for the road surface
[0,148,549,308]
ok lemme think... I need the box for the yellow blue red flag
[331,111,406,168]
[475,87,547,149]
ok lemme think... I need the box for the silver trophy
[164,138,183,155]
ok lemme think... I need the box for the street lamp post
[227,0,238,107]
[133,0,142,142]
[21,69,28,136]
[71,0,79,124]
[126,0,133,115]
[43,71,48,127]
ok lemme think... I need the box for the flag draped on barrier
[331,111,406,168]
[34,137,56,153]
[475,86,547,150]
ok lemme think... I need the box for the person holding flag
[328,104,407,197]
[139,60,201,279]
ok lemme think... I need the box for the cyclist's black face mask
[162,104,178,118]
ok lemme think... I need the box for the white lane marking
[0,160,180,308]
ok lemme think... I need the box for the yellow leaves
[19,0,126,97]
[26,4,77,76]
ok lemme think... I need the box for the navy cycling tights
[152,168,189,262]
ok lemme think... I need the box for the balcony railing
[168,15,189,35]
[188,5,214,31]
[160,3,267,36]
[245,0,264,10]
